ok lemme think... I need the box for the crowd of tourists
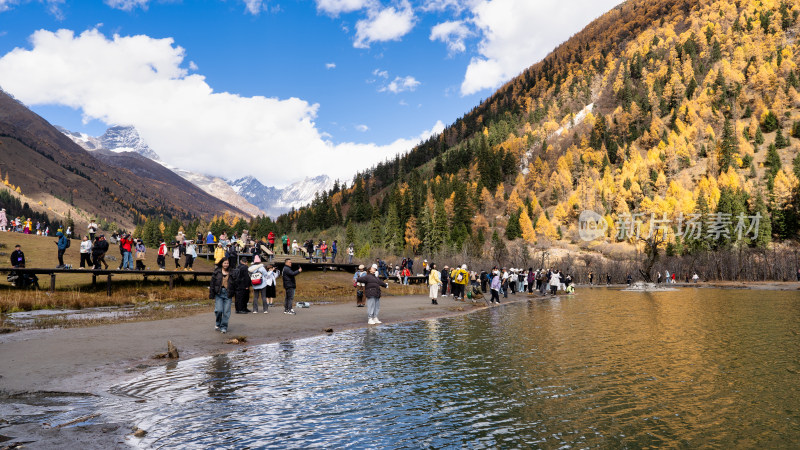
[0,208,60,236]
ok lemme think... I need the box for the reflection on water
[102,288,800,447]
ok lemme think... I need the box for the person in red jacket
[120,234,134,270]
[267,231,276,252]
[157,239,167,270]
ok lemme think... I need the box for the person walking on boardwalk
[267,231,276,252]
[0,208,6,232]
[156,239,167,270]
[233,257,251,314]
[281,258,302,315]
[281,233,289,255]
[55,229,68,268]
[357,263,389,325]
[184,240,197,271]
[428,263,441,305]
[88,220,98,242]
[119,233,134,270]
[92,235,109,269]
[331,240,338,263]
[210,259,235,334]
[134,239,147,271]
[79,235,93,269]
[347,243,354,264]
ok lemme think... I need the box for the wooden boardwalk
[0,262,360,296]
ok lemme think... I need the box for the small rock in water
[167,341,179,359]
[324,328,334,333]
[132,428,147,438]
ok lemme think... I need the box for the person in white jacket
[249,263,278,313]
[79,235,93,269]
[549,270,561,295]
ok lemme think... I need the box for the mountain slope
[283,0,800,257]
[0,89,249,230]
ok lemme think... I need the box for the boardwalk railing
[0,262,359,296]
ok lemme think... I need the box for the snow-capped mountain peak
[99,126,160,160]
[230,175,333,218]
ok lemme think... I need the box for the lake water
[8,287,800,448]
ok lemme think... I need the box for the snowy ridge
[229,175,334,218]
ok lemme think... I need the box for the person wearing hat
[452,264,469,301]
[92,235,109,269]
[428,263,441,305]
[357,263,389,324]
[353,264,367,307]
[0,208,7,232]
[157,239,168,270]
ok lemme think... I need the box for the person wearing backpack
[55,229,69,268]
[353,264,367,307]
[248,261,271,313]
[233,257,252,314]
[453,264,469,300]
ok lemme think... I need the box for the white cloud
[0,28,441,185]
[460,0,622,95]
[355,124,369,132]
[315,0,372,16]
[242,0,265,14]
[354,1,416,49]
[420,0,476,13]
[372,68,388,78]
[188,60,198,70]
[380,75,420,93]
[325,62,336,69]
[430,20,472,55]
[105,0,149,11]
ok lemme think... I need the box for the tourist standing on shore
[353,264,367,307]
[210,259,234,334]
[79,235,93,269]
[549,270,561,295]
[282,259,302,315]
[92,235,109,269]
[55,229,68,268]
[428,263,441,305]
[357,263,389,325]
[249,262,270,313]
[233,257,251,314]
[490,270,501,303]
[453,264,469,300]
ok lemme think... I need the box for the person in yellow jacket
[214,242,226,265]
[428,263,441,305]
[452,264,469,301]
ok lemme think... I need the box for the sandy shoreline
[0,294,525,396]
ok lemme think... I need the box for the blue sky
[0,0,622,186]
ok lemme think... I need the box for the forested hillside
[274,0,800,274]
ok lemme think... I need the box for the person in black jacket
[10,245,25,268]
[357,263,388,325]
[92,235,109,270]
[209,259,235,333]
[233,257,251,314]
[281,259,302,314]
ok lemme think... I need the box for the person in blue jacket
[55,229,68,268]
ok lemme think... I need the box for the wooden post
[50,273,56,293]
[106,274,112,297]
[92,274,97,288]
[169,274,174,289]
